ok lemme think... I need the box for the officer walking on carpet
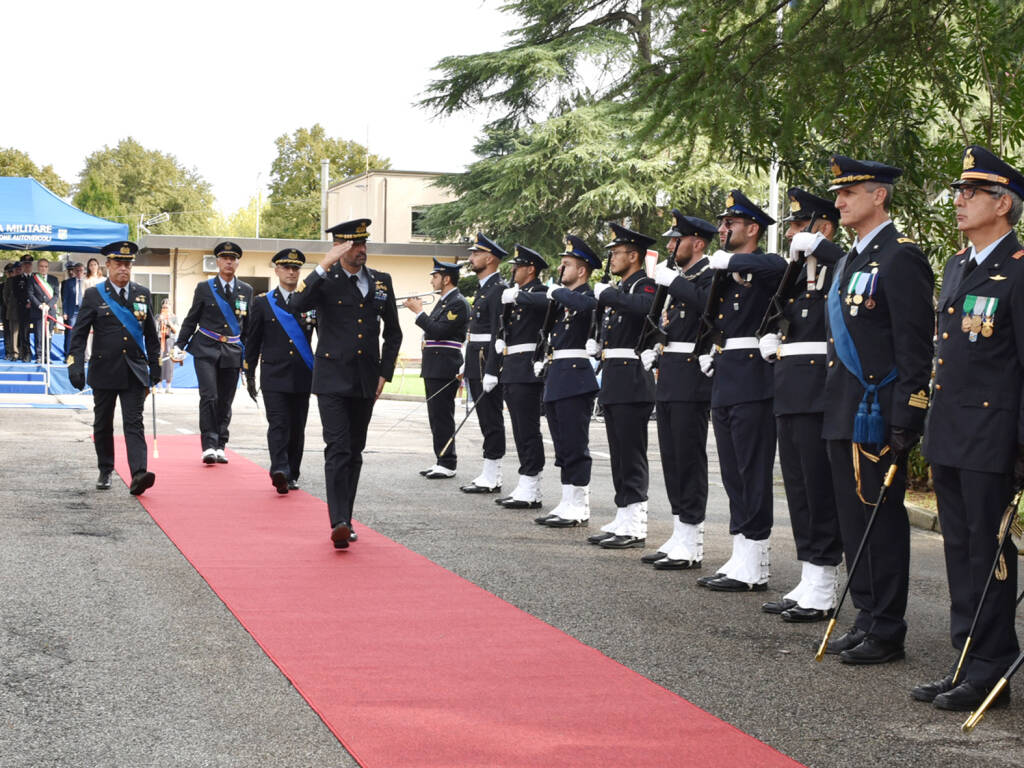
[244,248,316,495]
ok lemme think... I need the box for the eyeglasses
[952,185,1003,200]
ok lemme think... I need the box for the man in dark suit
[291,218,402,549]
[13,256,33,361]
[174,241,254,464]
[244,248,316,494]
[67,241,160,495]
[61,261,86,356]
[916,146,1024,710]
[27,257,60,363]
[1,262,14,359]
[404,258,469,479]
[821,155,934,665]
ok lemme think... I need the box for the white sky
[3,0,515,214]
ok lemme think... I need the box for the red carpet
[116,435,803,767]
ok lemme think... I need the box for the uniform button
[829,337,834,344]
[780,335,787,341]
[868,374,874,380]
[748,353,754,359]
[325,353,330,358]
[338,300,342,304]
[359,303,364,308]
[788,298,795,304]
[942,332,949,339]
[122,349,126,354]
[358,319,363,324]
[289,350,294,356]
[357,333,363,339]
[289,339,293,344]
[357,350,363,355]
[983,401,990,407]
[123,336,128,341]
[810,359,816,365]
[947,307,955,314]
[937,358,943,365]
[718,313,724,319]
[828,361,835,367]
[935,383,942,390]
[719,297,724,303]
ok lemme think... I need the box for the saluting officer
[405,258,469,479]
[67,241,160,495]
[174,241,254,464]
[915,146,1024,710]
[644,211,717,569]
[523,236,600,527]
[290,218,402,549]
[757,188,844,621]
[459,233,509,494]
[244,248,316,495]
[694,190,783,592]
[493,245,549,509]
[821,156,934,665]
[586,223,657,549]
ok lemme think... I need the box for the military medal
[961,295,978,335]
[982,322,994,338]
[961,315,973,333]
[864,297,876,310]
[980,296,998,338]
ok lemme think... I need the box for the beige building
[137,170,463,363]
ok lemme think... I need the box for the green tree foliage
[211,197,270,238]
[0,148,71,196]
[74,138,216,239]
[261,125,390,240]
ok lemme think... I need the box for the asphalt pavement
[1,389,1023,768]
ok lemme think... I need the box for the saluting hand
[321,241,353,270]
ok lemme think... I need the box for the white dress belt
[602,348,638,360]
[777,341,827,357]
[504,343,536,355]
[662,341,696,354]
[468,333,492,343]
[722,337,759,351]
[552,349,589,360]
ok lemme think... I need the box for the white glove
[482,373,498,393]
[789,231,823,262]
[546,284,560,301]
[593,282,612,300]
[585,338,600,357]
[458,362,465,378]
[501,285,520,304]
[532,361,545,377]
[640,348,657,371]
[708,250,732,270]
[171,345,186,362]
[699,353,715,377]
[494,339,506,354]
[758,332,781,362]
[654,261,677,287]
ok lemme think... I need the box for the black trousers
[18,309,31,359]
[93,385,148,476]
[318,393,376,529]
[504,382,544,476]
[777,413,842,565]
[466,376,505,460]
[63,313,78,355]
[262,390,310,481]
[2,311,14,358]
[604,401,653,507]
[545,393,595,486]
[827,440,909,645]
[425,376,458,470]
[656,400,710,525]
[712,400,776,541]
[932,463,1018,687]
[194,358,239,450]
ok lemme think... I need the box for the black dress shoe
[640,550,669,564]
[761,598,797,614]
[215,451,228,464]
[460,483,501,494]
[534,513,558,525]
[271,471,289,494]
[911,675,955,703]
[839,635,905,665]
[696,572,726,587]
[933,680,1010,712]
[499,498,542,509]
[330,523,351,549]
[705,576,768,592]
[129,470,155,496]
[599,535,645,549]
[587,531,616,545]
[287,480,299,491]
[781,606,831,623]
[545,516,588,528]
[653,558,701,571]
[96,471,112,490]
[824,627,866,655]
[349,530,358,542]
[494,495,512,505]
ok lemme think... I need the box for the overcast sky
[4,0,514,213]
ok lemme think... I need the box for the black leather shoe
[781,606,831,623]
[424,469,456,480]
[839,636,905,665]
[823,627,866,655]
[534,513,558,524]
[460,483,501,494]
[641,550,669,564]
[761,598,797,614]
[933,680,1010,712]
[545,516,588,528]
[911,675,955,703]
[494,495,512,505]
[349,530,358,542]
[499,498,542,509]
[129,470,155,496]
[215,450,228,464]
[271,471,289,494]
[705,576,768,592]
[288,480,299,490]
[599,535,645,549]
[330,523,351,549]
[587,531,616,545]
[696,572,726,587]
[96,471,112,490]
[653,558,701,570]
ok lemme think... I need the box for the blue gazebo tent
[0,176,128,253]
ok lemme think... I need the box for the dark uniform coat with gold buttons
[595,270,656,405]
[659,257,714,403]
[494,279,547,383]
[520,284,599,402]
[415,288,469,380]
[244,288,315,393]
[176,278,254,368]
[472,272,508,380]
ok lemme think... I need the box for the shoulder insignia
[989,275,1008,281]
[868,261,879,267]
[955,247,969,256]
[908,390,929,410]
[446,310,458,320]
[897,237,916,245]
[1013,249,1024,260]
[642,285,656,294]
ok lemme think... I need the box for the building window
[411,206,431,238]
[132,272,171,313]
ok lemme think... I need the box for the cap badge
[830,159,842,177]
[790,199,802,212]
[725,193,735,208]
[963,148,975,170]
[120,245,131,254]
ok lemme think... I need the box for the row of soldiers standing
[411,147,1024,714]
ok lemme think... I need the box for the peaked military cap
[604,222,657,252]
[19,254,33,263]
[101,241,139,261]
[467,232,507,259]
[272,248,305,267]
[561,234,602,270]
[510,244,547,273]
[951,145,1024,198]
[718,190,776,228]
[782,187,840,223]
[429,257,461,279]
[663,209,718,240]
[327,218,371,241]
[827,155,902,191]
[213,241,243,259]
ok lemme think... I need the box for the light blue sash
[268,292,314,371]
[99,281,146,355]
[208,278,241,336]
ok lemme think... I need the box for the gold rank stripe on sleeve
[908,390,929,409]
[1013,249,1024,260]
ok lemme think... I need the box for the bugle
[397,291,436,305]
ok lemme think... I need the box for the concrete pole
[320,159,330,241]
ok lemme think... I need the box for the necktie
[119,288,127,303]
[962,257,977,278]
[224,282,232,303]
[284,292,291,306]
[350,274,360,296]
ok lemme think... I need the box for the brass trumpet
[397,291,436,305]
